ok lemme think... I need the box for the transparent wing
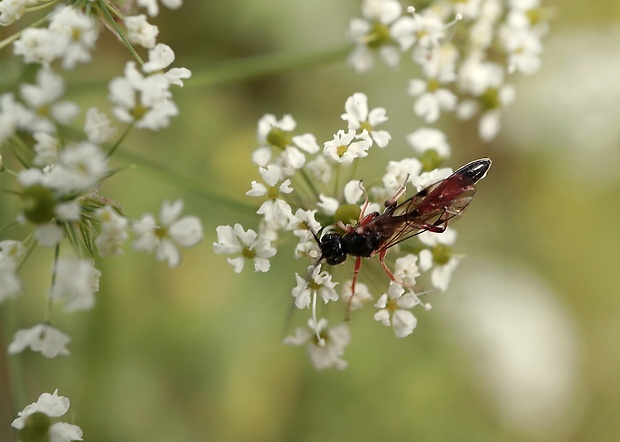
[366,172,478,252]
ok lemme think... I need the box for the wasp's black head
[319,233,347,266]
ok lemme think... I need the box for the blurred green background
[2,1,620,441]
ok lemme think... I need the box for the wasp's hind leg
[378,248,432,311]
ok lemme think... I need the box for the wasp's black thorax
[319,228,385,265]
[342,231,382,258]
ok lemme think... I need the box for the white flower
[305,155,331,183]
[409,7,453,50]
[12,389,83,441]
[478,108,503,141]
[374,283,419,338]
[361,0,402,23]
[408,77,457,123]
[125,14,159,49]
[499,24,543,74]
[140,44,191,85]
[393,254,421,287]
[143,43,173,72]
[451,0,483,19]
[341,92,391,147]
[108,61,179,130]
[291,264,338,309]
[382,158,422,194]
[419,229,460,290]
[323,129,372,165]
[252,114,319,175]
[137,0,182,17]
[456,80,515,141]
[33,132,59,166]
[410,167,452,192]
[13,28,65,67]
[0,239,26,260]
[35,223,65,247]
[458,58,505,97]
[246,165,294,227]
[0,252,22,302]
[344,179,365,204]
[341,280,373,310]
[133,199,203,267]
[317,194,339,216]
[406,127,451,159]
[257,114,296,145]
[19,69,80,133]
[288,208,321,238]
[95,206,129,257]
[48,5,99,70]
[0,93,31,143]
[51,258,101,312]
[213,223,276,273]
[45,141,108,193]
[84,108,117,144]
[287,209,322,260]
[317,179,376,218]
[54,201,81,222]
[8,324,71,358]
[284,318,350,370]
[0,0,30,26]
[348,0,415,72]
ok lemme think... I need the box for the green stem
[2,300,26,418]
[189,44,352,87]
[0,220,19,236]
[44,243,60,324]
[106,122,135,159]
[298,168,322,202]
[116,149,257,217]
[64,44,352,97]
[26,0,60,12]
[0,13,51,51]
[95,0,144,66]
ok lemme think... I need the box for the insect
[314,158,492,317]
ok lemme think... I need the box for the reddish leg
[345,256,363,321]
[378,248,431,310]
[378,248,399,283]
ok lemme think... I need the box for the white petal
[374,309,391,327]
[159,199,183,225]
[169,216,203,247]
[253,257,271,273]
[156,239,180,267]
[392,310,417,338]
[227,257,245,273]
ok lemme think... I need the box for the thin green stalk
[106,122,135,159]
[298,168,322,202]
[65,45,351,97]
[26,0,60,12]
[116,149,257,217]
[189,44,352,87]
[43,243,61,324]
[94,0,144,65]
[0,220,19,236]
[2,300,26,419]
[0,13,51,50]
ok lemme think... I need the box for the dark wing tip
[455,158,492,183]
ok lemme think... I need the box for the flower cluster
[12,390,82,442]
[214,93,471,370]
[348,0,551,140]
[1,2,199,434]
